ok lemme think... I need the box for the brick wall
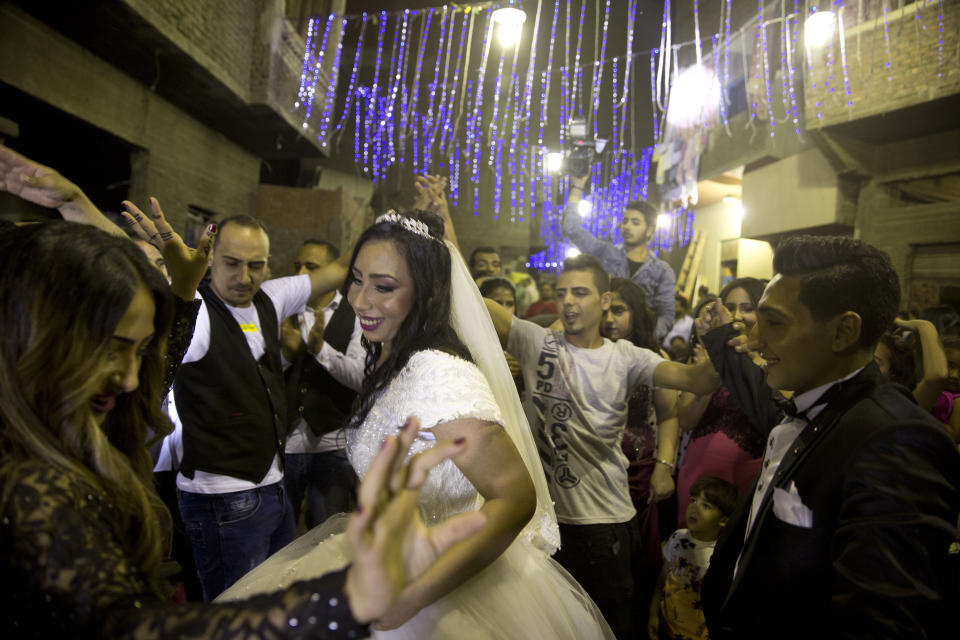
[806,0,960,128]
[257,184,346,277]
[122,0,260,100]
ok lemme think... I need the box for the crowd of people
[1,140,958,639]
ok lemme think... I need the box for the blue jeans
[284,450,357,529]
[178,482,296,601]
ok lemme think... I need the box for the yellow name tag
[239,323,258,333]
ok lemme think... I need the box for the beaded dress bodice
[348,350,503,525]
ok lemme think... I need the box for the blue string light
[424,7,451,172]
[296,17,317,113]
[487,42,510,168]
[433,9,457,155]
[303,4,748,257]
[558,2,571,158]
[333,14,366,137]
[758,3,776,136]
[467,8,493,216]
[538,0,561,147]
[318,16,347,145]
[572,1,587,120]
[649,49,661,142]
[835,1,853,108]
[937,0,944,79]
[405,9,433,152]
[591,1,612,130]
[305,14,336,123]
[882,3,892,83]
[441,9,470,154]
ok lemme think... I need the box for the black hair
[561,253,610,293]
[214,214,268,248]
[877,331,918,389]
[469,246,500,269]
[623,200,658,230]
[347,210,472,427]
[773,235,900,349]
[479,277,516,300]
[538,272,557,288]
[609,278,659,352]
[675,292,690,309]
[719,277,766,308]
[690,475,740,518]
[301,239,340,260]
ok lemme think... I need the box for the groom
[696,236,960,638]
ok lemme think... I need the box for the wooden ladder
[676,229,706,302]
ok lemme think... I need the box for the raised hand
[306,315,326,355]
[690,342,710,365]
[343,417,484,625]
[694,299,733,338]
[280,316,304,362]
[0,144,80,208]
[121,197,215,300]
[893,317,937,334]
[414,174,449,214]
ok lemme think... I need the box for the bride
[218,210,613,638]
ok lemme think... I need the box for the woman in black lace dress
[0,222,480,639]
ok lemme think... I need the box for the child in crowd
[650,475,739,640]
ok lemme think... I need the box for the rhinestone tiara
[375,210,441,242]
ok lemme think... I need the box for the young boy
[650,476,739,640]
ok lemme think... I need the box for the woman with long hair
[218,210,613,639]
[0,221,482,638]
[601,278,680,614]
[674,277,768,527]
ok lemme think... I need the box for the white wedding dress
[217,349,613,639]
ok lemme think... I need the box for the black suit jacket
[700,325,960,639]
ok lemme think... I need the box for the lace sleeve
[163,296,202,394]
[393,351,504,431]
[0,466,369,639]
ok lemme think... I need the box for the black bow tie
[776,383,844,422]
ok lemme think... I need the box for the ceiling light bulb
[804,10,837,48]
[666,64,721,130]
[545,151,564,173]
[492,7,526,47]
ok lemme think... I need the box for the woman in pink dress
[675,278,767,528]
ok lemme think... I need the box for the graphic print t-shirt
[508,317,664,524]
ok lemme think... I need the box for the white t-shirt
[507,318,664,524]
[153,389,182,473]
[176,275,311,494]
[285,291,365,455]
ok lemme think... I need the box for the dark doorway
[0,82,140,222]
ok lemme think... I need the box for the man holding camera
[563,174,676,339]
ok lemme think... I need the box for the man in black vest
[695,236,960,638]
[174,215,348,601]
[281,239,364,530]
